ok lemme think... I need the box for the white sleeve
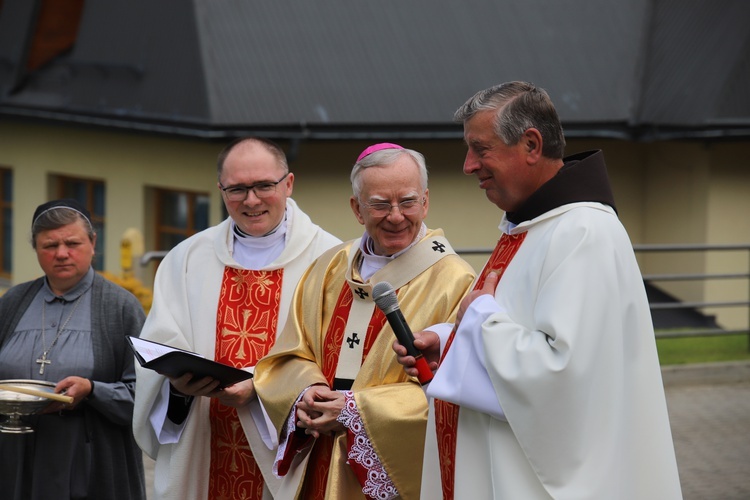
[149,379,189,443]
[430,322,455,355]
[413,323,452,395]
[245,395,279,449]
[426,295,506,420]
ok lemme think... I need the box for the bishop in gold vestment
[254,144,475,499]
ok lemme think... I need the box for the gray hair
[454,81,566,159]
[350,148,428,199]
[31,208,95,248]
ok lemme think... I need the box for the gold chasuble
[209,267,283,499]
[301,285,388,500]
[255,229,476,500]
[434,233,526,500]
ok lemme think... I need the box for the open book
[127,336,253,389]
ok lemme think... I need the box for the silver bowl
[0,379,56,433]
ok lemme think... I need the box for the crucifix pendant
[36,354,51,375]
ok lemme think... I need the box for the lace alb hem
[336,390,398,500]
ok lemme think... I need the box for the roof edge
[2,106,749,142]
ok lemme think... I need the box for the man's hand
[295,386,345,438]
[167,373,255,407]
[212,378,256,408]
[168,372,222,397]
[456,272,498,327]
[393,329,440,377]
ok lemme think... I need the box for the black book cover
[127,336,252,389]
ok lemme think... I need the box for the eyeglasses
[360,197,425,218]
[220,173,289,201]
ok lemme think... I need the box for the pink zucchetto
[356,143,405,163]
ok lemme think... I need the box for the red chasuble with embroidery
[434,233,526,500]
[208,267,283,499]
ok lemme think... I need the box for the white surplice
[425,202,683,499]
[133,199,340,500]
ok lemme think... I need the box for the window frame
[56,175,106,270]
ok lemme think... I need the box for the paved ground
[143,361,750,499]
[663,361,750,499]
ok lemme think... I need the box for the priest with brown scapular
[253,143,476,499]
[395,82,683,499]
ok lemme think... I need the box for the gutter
[2,106,749,143]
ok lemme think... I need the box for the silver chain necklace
[36,295,83,375]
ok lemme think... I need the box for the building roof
[0,0,748,140]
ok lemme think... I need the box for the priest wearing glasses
[133,137,340,500]
[0,198,147,500]
[253,143,476,499]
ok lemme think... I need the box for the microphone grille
[372,281,398,311]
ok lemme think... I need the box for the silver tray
[0,379,56,433]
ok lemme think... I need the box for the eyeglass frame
[219,173,290,201]
[359,196,427,218]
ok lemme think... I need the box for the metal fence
[633,243,750,342]
[456,244,750,345]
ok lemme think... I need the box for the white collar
[358,223,427,281]
[231,216,288,269]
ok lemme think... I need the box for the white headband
[32,206,93,229]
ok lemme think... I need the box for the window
[56,175,105,270]
[155,188,209,251]
[0,168,12,279]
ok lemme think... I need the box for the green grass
[656,333,750,365]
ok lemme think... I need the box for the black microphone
[372,281,434,385]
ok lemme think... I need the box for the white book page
[128,336,204,362]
